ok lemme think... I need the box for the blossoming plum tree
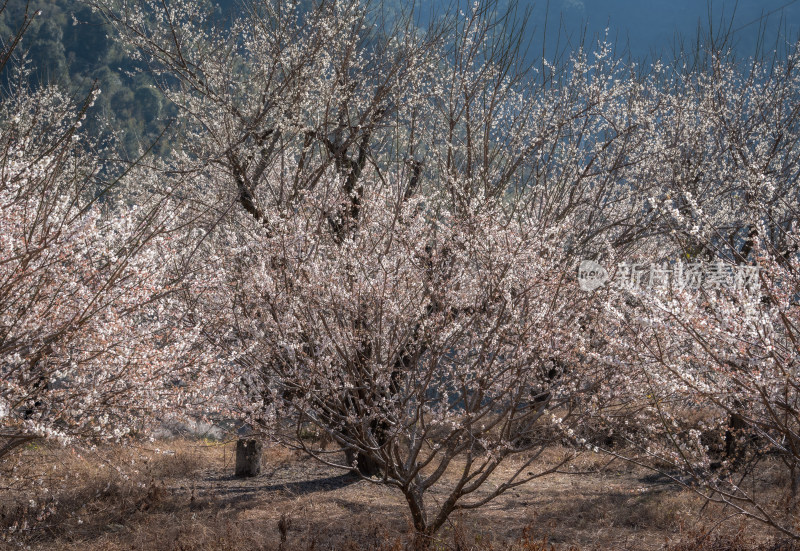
[98,0,677,536]
[0,7,212,459]
[598,42,800,539]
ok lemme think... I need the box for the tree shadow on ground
[204,471,362,508]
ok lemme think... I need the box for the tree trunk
[344,447,383,477]
[724,411,748,466]
[235,438,262,477]
[403,485,431,550]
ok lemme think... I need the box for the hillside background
[2,0,798,157]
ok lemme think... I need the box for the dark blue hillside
[546,0,800,60]
[414,0,799,61]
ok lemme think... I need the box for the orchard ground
[1,437,797,550]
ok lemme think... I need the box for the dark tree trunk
[344,447,383,477]
[724,412,748,466]
[403,485,432,549]
[235,438,262,477]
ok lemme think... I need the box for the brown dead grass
[0,438,796,550]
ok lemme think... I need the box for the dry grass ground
[0,438,797,550]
